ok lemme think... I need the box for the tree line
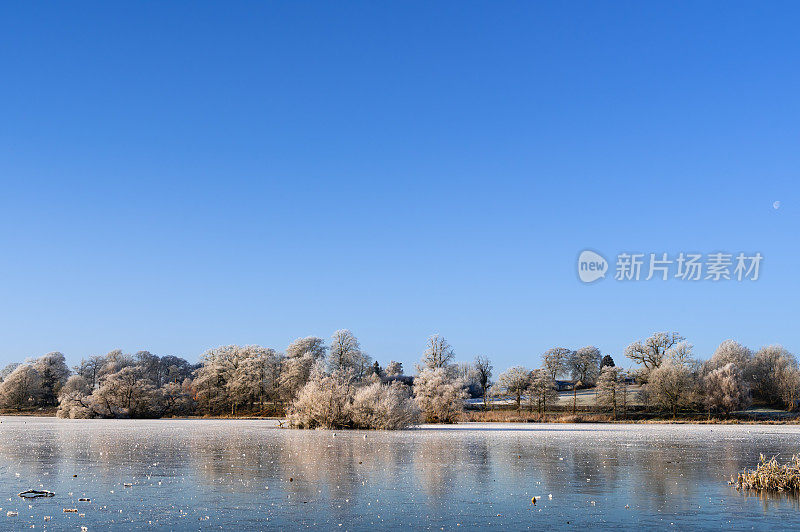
[493,332,800,419]
[0,330,796,426]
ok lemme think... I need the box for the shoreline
[3,412,799,425]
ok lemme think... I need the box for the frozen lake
[0,418,798,530]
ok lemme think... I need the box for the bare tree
[567,346,602,413]
[421,334,455,370]
[497,366,531,411]
[328,329,371,377]
[666,341,694,365]
[473,356,493,410]
[74,355,104,389]
[624,332,685,371]
[543,347,572,380]
[569,346,602,384]
[527,369,558,416]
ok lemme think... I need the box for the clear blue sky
[1,2,798,373]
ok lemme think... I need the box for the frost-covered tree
[497,366,531,410]
[286,369,418,430]
[287,371,356,429]
[193,345,282,415]
[666,341,694,365]
[193,345,239,414]
[625,332,685,371]
[780,368,800,411]
[0,365,42,410]
[565,346,601,414]
[161,380,195,417]
[91,366,160,418]
[385,361,404,377]
[279,354,318,402]
[527,369,558,415]
[193,354,228,414]
[286,336,327,361]
[703,363,750,415]
[60,374,91,396]
[32,351,71,406]
[705,340,752,374]
[542,347,572,380]
[328,330,371,378]
[350,382,419,429]
[452,361,483,398]
[160,355,196,385]
[452,361,473,381]
[473,356,493,409]
[134,351,163,386]
[226,347,283,412]
[596,366,625,418]
[280,336,328,401]
[746,345,797,405]
[646,360,693,417]
[0,362,21,382]
[707,340,753,371]
[97,349,136,385]
[74,355,104,389]
[421,334,455,370]
[56,375,92,419]
[413,367,466,423]
[569,346,602,385]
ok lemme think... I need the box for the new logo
[578,250,607,283]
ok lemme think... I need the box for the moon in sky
[773,201,781,210]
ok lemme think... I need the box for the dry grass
[461,410,544,423]
[733,454,800,492]
[462,409,800,425]
[0,407,58,417]
[461,410,614,423]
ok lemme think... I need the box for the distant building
[555,380,573,391]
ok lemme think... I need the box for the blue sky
[1,2,798,372]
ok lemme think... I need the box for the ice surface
[0,418,797,529]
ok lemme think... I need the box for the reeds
[460,410,613,423]
[732,454,800,492]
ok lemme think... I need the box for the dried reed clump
[732,454,800,491]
